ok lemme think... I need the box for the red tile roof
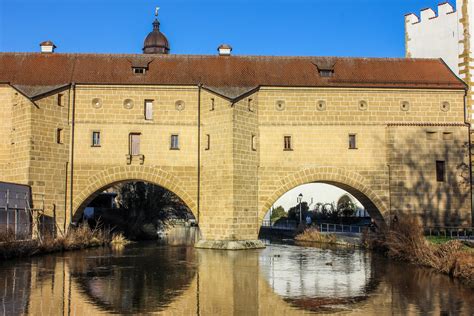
[0,53,466,96]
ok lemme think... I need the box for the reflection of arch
[258,246,382,313]
[260,167,388,224]
[72,166,197,222]
[68,245,197,314]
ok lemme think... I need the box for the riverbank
[362,218,474,286]
[294,228,360,247]
[293,221,474,286]
[0,225,111,260]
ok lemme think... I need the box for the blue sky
[0,0,453,56]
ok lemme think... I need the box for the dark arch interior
[75,180,197,240]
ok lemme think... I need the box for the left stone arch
[71,165,197,222]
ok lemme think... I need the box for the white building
[405,1,473,119]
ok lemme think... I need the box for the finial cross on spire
[155,6,160,17]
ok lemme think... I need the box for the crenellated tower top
[405,2,455,25]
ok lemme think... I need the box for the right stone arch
[259,166,389,225]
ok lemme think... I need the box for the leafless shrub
[365,216,474,285]
[1,223,111,260]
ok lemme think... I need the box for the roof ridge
[0,53,464,91]
[0,52,444,62]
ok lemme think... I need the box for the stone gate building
[0,14,472,249]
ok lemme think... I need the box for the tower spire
[143,5,170,54]
[153,6,160,30]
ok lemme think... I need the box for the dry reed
[110,232,131,246]
[0,224,111,260]
[364,217,474,285]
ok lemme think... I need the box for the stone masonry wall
[69,85,199,226]
[232,95,259,240]
[0,83,471,241]
[199,90,235,240]
[257,87,471,227]
[388,125,471,226]
[0,86,33,185]
[28,89,70,229]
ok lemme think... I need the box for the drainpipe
[387,163,392,224]
[461,87,474,225]
[197,83,202,224]
[69,83,76,227]
[468,125,473,226]
[64,161,68,232]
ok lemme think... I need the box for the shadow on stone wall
[387,135,471,227]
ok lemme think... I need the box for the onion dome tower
[143,7,170,54]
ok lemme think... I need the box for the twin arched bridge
[71,165,389,250]
[0,54,471,249]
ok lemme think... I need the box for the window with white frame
[92,131,101,147]
[283,135,292,151]
[129,133,141,155]
[170,134,179,150]
[144,100,153,120]
[349,134,357,149]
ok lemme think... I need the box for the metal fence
[0,187,33,240]
[263,220,474,240]
[424,227,474,240]
[317,223,366,234]
[261,219,296,230]
[262,220,367,234]
[0,210,32,239]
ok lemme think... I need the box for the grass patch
[426,236,453,245]
[295,228,338,244]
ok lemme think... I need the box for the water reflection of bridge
[2,243,474,315]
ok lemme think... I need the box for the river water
[1,228,473,315]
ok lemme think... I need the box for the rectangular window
[205,134,210,150]
[56,128,64,144]
[248,98,253,112]
[144,100,153,120]
[284,136,292,151]
[251,134,257,151]
[129,133,141,156]
[436,161,446,182]
[349,134,357,149]
[133,67,146,74]
[57,93,64,106]
[170,134,179,150]
[210,98,215,111]
[92,131,101,147]
[442,132,453,141]
[426,131,437,140]
[319,70,334,77]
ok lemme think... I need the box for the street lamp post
[297,193,303,224]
